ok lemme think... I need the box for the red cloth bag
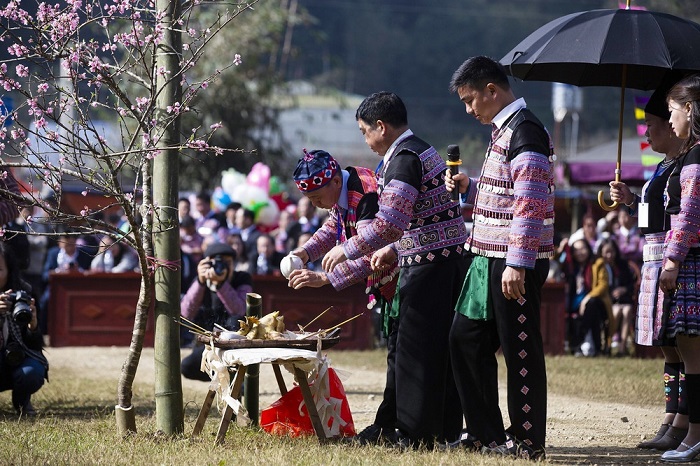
[260,368,355,438]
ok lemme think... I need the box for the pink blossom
[80,206,89,216]
[81,190,88,196]
[15,64,29,77]
[210,122,222,130]
[37,82,49,94]
[233,54,242,66]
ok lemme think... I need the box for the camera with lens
[10,290,33,326]
[210,256,229,276]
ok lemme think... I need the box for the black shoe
[345,424,398,446]
[482,436,545,461]
[16,401,37,418]
[438,431,482,451]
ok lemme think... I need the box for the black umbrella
[501,6,700,210]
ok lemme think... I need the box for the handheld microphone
[446,144,462,202]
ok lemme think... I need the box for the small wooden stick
[179,316,208,334]
[300,312,363,339]
[300,306,333,331]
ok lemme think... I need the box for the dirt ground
[44,346,669,465]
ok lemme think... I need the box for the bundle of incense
[177,316,213,336]
[298,306,334,332]
[300,312,363,340]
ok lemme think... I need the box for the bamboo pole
[153,0,184,434]
[244,293,262,426]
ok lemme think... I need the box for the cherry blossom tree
[0,0,277,436]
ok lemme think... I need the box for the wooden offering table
[192,346,332,444]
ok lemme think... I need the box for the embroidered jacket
[343,135,467,267]
[463,109,555,269]
[664,146,700,262]
[302,167,385,291]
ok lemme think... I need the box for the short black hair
[449,56,510,94]
[355,91,408,128]
[195,191,210,203]
[226,202,241,211]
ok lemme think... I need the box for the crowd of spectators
[13,185,649,360]
[552,208,644,357]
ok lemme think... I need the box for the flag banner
[642,153,663,166]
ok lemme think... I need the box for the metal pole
[244,293,262,426]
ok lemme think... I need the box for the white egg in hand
[280,254,304,278]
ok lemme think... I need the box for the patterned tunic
[343,136,467,266]
[661,146,700,338]
[462,110,555,269]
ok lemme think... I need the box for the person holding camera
[180,242,252,381]
[0,241,49,417]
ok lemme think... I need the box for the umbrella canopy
[501,8,700,90]
[500,8,700,210]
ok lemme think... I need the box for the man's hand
[288,269,330,289]
[197,257,226,286]
[502,266,526,301]
[0,289,13,317]
[445,169,469,194]
[321,244,348,273]
[290,247,310,265]
[371,245,397,271]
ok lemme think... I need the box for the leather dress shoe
[343,424,398,446]
[638,424,671,449]
[652,426,688,451]
[437,431,482,451]
[661,441,700,463]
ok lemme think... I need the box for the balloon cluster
[218,162,288,228]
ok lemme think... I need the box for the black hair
[241,208,255,222]
[449,56,510,94]
[179,215,195,228]
[667,74,700,155]
[355,91,408,129]
[195,191,211,203]
[0,241,25,292]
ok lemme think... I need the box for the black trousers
[181,344,210,382]
[450,257,549,451]
[394,257,467,446]
[373,317,398,428]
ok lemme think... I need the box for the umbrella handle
[597,169,621,211]
[597,190,619,211]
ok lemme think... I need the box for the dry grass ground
[0,347,674,465]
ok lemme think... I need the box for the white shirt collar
[492,97,526,130]
[382,128,414,169]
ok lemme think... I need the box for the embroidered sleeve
[343,179,417,260]
[462,177,478,205]
[302,207,339,262]
[507,150,552,269]
[666,153,700,262]
[327,256,372,290]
